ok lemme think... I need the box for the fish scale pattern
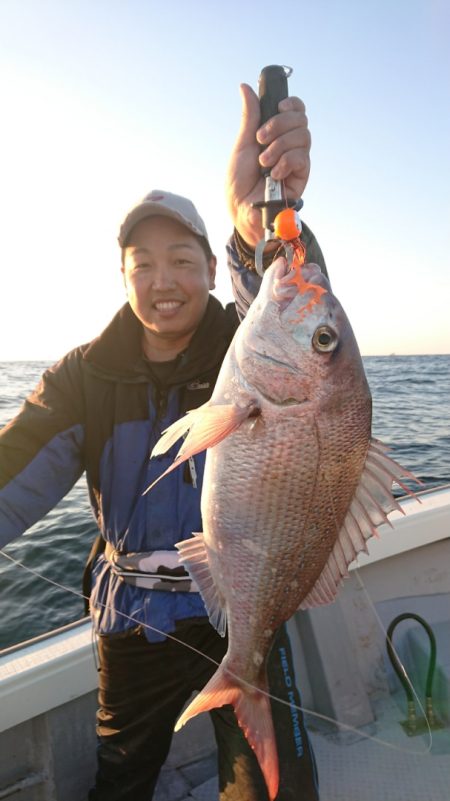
[200,398,371,683]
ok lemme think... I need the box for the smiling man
[120,195,217,362]
[0,87,326,801]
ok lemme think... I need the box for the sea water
[0,355,449,649]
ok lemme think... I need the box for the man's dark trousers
[88,618,319,801]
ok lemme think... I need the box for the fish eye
[312,325,339,353]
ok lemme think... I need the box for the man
[0,84,326,800]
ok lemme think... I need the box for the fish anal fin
[175,665,279,801]
[300,439,419,610]
[176,533,227,636]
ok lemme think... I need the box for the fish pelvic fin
[176,533,227,636]
[175,664,279,801]
[144,402,257,495]
[300,438,421,609]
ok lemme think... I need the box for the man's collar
[83,296,238,381]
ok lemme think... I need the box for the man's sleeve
[226,222,328,320]
[0,351,86,548]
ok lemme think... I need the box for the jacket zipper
[153,382,197,487]
[155,385,169,422]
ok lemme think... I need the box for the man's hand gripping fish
[148,256,415,800]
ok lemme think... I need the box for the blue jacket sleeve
[0,352,86,547]
[226,222,328,320]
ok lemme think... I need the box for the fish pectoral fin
[152,402,255,459]
[176,533,227,636]
[150,411,199,458]
[177,401,257,453]
[175,665,279,801]
[144,402,256,495]
[300,439,420,609]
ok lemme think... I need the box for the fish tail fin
[175,665,279,800]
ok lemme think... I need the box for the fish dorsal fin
[300,439,417,609]
[176,533,228,636]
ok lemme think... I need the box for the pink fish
[150,258,414,799]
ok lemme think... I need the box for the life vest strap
[104,542,199,593]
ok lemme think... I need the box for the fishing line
[317,422,432,754]
[0,549,223,668]
[322,449,432,750]
[0,548,432,756]
[353,566,433,747]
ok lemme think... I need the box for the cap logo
[148,193,165,201]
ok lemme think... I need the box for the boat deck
[1,487,449,800]
[154,697,450,801]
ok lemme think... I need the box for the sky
[0,0,449,359]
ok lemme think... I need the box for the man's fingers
[257,106,309,147]
[278,96,306,114]
[259,128,311,170]
[270,151,311,186]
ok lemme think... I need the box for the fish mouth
[271,260,329,307]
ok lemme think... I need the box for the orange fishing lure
[273,207,327,314]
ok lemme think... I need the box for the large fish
[150,258,413,800]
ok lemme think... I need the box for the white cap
[118,189,209,247]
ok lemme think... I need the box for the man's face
[122,215,216,357]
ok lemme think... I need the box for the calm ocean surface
[0,355,449,650]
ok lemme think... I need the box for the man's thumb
[235,83,261,148]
